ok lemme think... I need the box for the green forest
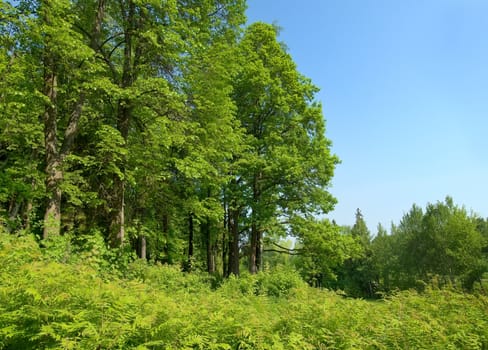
[1,0,487,348]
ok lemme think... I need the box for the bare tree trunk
[185,212,194,272]
[249,221,258,274]
[256,230,263,271]
[249,173,261,274]
[222,228,228,276]
[203,218,216,273]
[222,195,229,276]
[110,177,125,247]
[139,235,146,260]
[8,198,21,222]
[161,212,172,264]
[24,197,33,230]
[203,188,216,274]
[228,207,240,276]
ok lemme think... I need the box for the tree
[229,22,338,275]
[380,197,486,291]
[293,218,360,288]
[0,1,45,231]
[420,197,483,287]
[371,223,397,292]
[335,209,378,297]
[351,208,370,245]
[0,0,105,238]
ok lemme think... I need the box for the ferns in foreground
[1,233,487,349]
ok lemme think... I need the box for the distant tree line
[303,198,488,297]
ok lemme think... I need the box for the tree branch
[263,248,302,256]
[270,241,304,252]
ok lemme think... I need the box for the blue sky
[246,0,488,231]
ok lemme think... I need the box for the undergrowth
[1,233,487,349]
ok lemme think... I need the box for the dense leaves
[2,2,488,349]
[0,0,340,277]
[343,197,488,296]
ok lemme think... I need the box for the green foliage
[2,4,487,344]
[219,265,306,297]
[0,0,340,278]
[372,197,487,293]
[1,233,487,349]
[292,218,361,287]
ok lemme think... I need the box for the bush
[218,266,306,297]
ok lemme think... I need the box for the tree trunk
[222,196,229,276]
[42,0,106,240]
[109,176,125,247]
[110,0,135,247]
[162,212,172,264]
[139,235,146,260]
[8,198,21,222]
[228,207,240,276]
[249,221,258,274]
[42,48,61,239]
[222,224,228,277]
[203,188,216,274]
[249,173,262,274]
[202,218,216,273]
[24,197,33,230]
[256,229,263,271]
[186,212,194,271]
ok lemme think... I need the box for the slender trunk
[8,199,21,222]
[228,206,240,276]
[203,218,216,273]
[135,209,146,259]
[24,151,38,230]
[162,212,172,263]
[110,176,125,247]
[24,198,33,230]
[186,212,194,272]
[109,104,130,247]
[249,226,263,273]
[139,235,146,260]
[209,243,216,274]
[249,173,261,274]
[203,188,215,273]
[6,198,21,232]
[222,194,228,276]
[222,227,228,276]
[256,230,263,271]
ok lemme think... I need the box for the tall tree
[0,0,106,238]
[335,209,378,297]
[229,22,339,274]
[0,1,45,231]
[74,0,246,248]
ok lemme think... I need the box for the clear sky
[246,0,488,232]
